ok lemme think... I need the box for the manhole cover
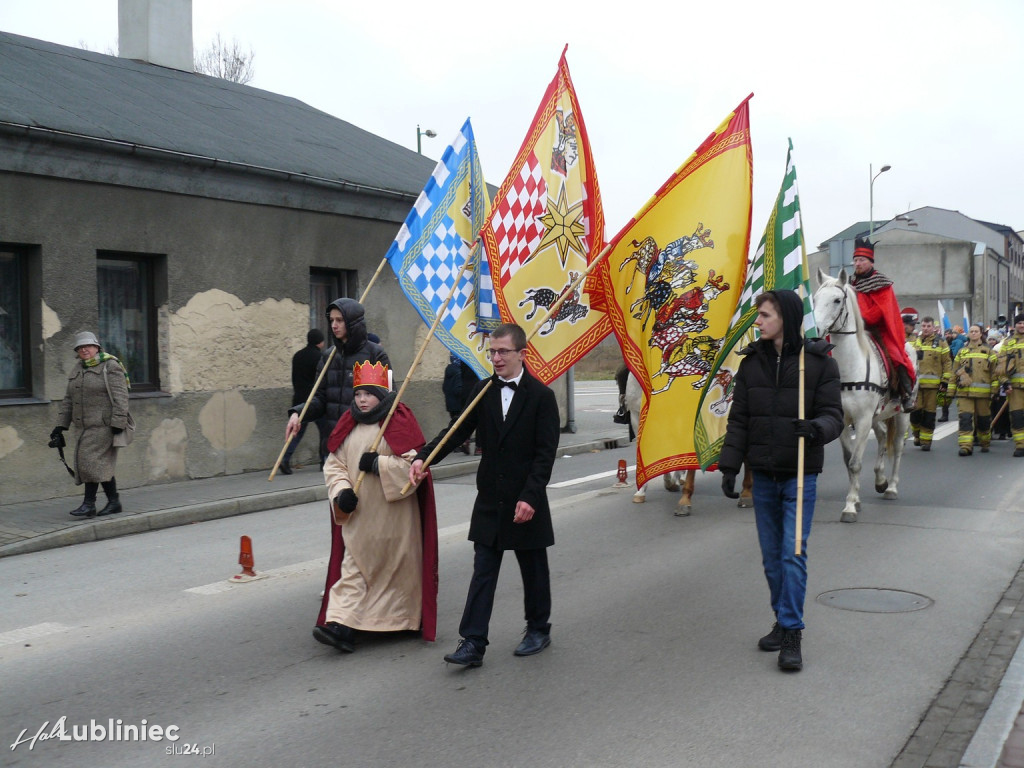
[816,588,933,613]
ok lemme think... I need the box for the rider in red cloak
[849,238,916,409]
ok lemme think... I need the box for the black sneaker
[758,622,785,652]
[778,629,803,671]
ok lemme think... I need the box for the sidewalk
[0,387,627,559]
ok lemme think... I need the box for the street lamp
[869,163,891,237]
[416,124,436,154]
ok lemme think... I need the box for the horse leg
[840,420,867,523]
[883,413,908,500]
[738,464,753,508]
[872,419,889,494]
[632,481,648,504]
[675,470,694,517]
[663,472,680,492]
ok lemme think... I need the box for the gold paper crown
[353,361,389,390]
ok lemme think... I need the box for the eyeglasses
[486,348,522,358]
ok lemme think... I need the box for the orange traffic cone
[229,535,266,583]
[614,459,629,488]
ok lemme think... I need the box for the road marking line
[0,622,72,646]
[550,466,636,488]
[186,557,328,594]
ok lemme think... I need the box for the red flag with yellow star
[480,46,610,384]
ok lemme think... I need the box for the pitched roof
[0,30,434,196]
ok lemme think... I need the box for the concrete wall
[0,172,470,503]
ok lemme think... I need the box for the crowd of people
[47,272,1022,676]
[900,310,1024,457]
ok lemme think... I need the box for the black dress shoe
[444,638,484,666]
[96,497,122,516]
[312,622,355,653]
[513,628,551,657]
[279,460,293,475]
[69,501,96,517]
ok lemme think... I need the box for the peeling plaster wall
[168,289,306,393]
[0,426,24,460]
[0,173,425,504]
[41,300,61,341]
[0,171,571,504]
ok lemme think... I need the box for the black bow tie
[496,379,518,391]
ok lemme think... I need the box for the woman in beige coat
[51,331,130,517]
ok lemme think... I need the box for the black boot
[69,501,96,517]
[758,621,785,652]
[938,405,949,423]
[96,496,122,516]
[778,629,803,671]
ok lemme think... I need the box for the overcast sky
[2,0,1022,252]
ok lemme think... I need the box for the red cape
[855,283,916,383]
[317,403,439,642]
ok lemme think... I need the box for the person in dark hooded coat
[718,290,843,672]
[285,298,389,463]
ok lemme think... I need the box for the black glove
[48,426,66,449]
[792,419,817,441]
[358,452,379,474]
[938,382,948,393]
[335,488,358,513]
[721,471,739,499]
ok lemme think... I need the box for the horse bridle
[824,286,855,335]
[825,284,887,395]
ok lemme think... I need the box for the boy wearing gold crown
[312,361,438,652]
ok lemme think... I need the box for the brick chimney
[118,0,193,71]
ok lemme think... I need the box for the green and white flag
[693,139,815,469]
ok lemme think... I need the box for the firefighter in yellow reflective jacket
[910,316,952,450]
[952,324,998,456]
[997,313,1024,458]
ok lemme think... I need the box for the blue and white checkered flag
[386,118,492,378]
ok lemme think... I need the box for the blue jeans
[751,471,817,630]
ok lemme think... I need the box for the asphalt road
[3,393,1024,768]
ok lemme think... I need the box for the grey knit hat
[72,331,101,350]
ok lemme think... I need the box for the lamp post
[416,124,436,154]
[869,163,891,237]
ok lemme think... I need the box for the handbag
[103,362,135,447]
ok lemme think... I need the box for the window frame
[97,251,161,392]
[0,245,32,398]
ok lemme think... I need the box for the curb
[0,435,628,559]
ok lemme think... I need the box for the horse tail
[886,414,900,454]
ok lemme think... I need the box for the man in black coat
[410,323,560,667]
[719,290,843,672]
[280,329,325,474]
[285,298,389,463]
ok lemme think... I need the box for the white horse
[814,268,915,523]
[624,372,751,514]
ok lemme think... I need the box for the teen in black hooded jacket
[719,289,842,672]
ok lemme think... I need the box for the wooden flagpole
[402,241,615,494]
[269,345,336,481]
[269,265,388,481]
[795,343,806,556]
[352,241,483,494]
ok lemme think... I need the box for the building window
[310,268,355,337]
[97,253,159,391]
[0,247,30,396]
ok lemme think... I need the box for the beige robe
[322,423,422,632]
